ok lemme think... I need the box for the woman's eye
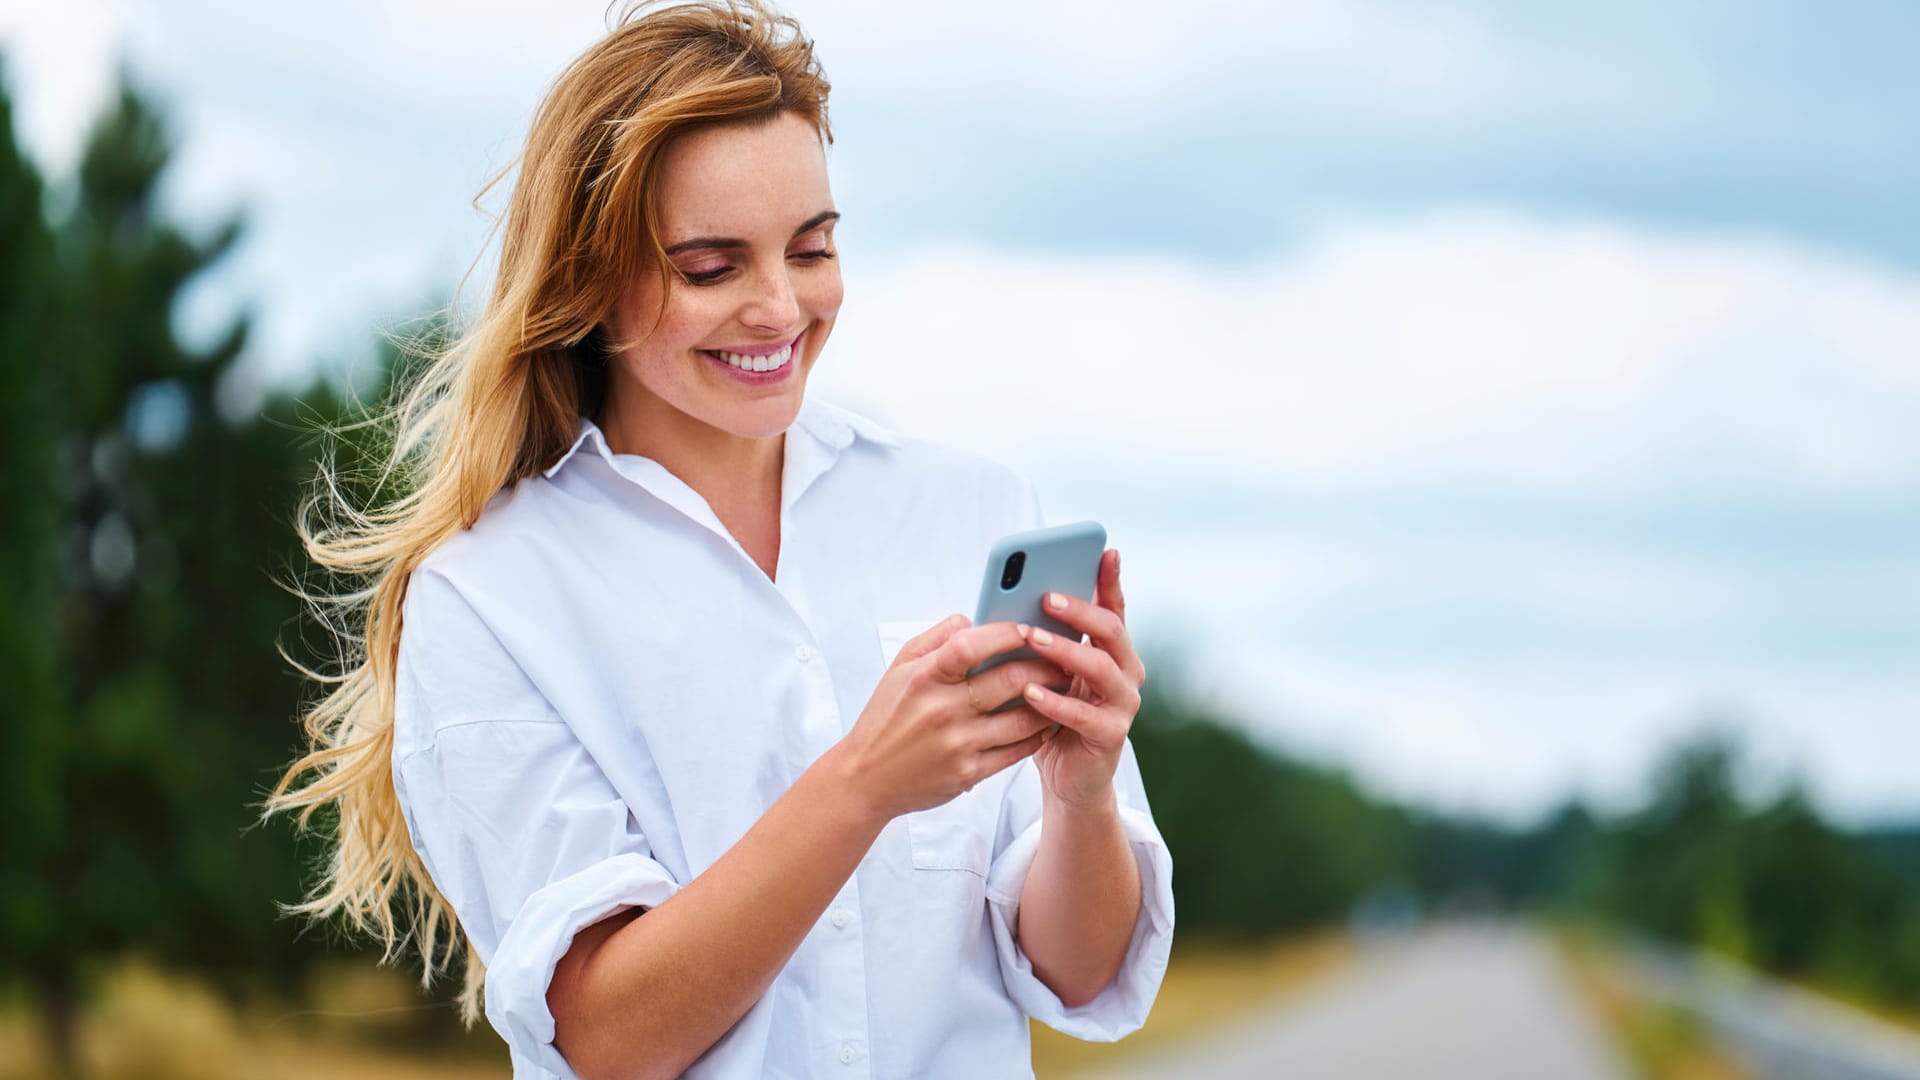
[679,250,836,287]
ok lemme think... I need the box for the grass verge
[1556,927,1754,1080]
[0,955,507,1080]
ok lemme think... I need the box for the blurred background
[2,1,1916,1078]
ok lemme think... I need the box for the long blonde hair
[261,0,832,1026]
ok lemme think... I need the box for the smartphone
[966,520,1108,713]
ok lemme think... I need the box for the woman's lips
[702,331,801,358]
[701,329,801,384]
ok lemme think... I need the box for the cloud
[10,0,1919,386]
[819,210,1920,498]
[1199,646,1920,826]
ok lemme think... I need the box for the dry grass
[1031,932,1356,1078]
[0,956,508,1080]
[2,935,1356,1079]
[1557,932,1755,1080]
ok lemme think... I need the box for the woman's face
[604,111,842,442]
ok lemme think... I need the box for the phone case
[967,520,1107,710]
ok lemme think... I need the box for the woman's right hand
[837,615,1065,822]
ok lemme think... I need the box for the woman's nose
[739,264,800,332]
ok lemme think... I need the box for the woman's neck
[595,384,786,554]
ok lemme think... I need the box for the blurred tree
[1744,786,1920,1003]
[0,72,371,1073]
[1742,786,1855,975]
[1129,673,1405,937]
[1603,730,1752,959]
[1863,826,1920,892]
[0,57,74,1073]
[1518,800,1607,910]
[1588,732,1920,1008]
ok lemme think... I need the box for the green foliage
[0,55,66,995]
[1130,673,1407,937]
[0,67,404,1069]
[1592,732,1920,1006]
[1603,732,1752,952]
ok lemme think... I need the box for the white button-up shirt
[391,395,1176,1079]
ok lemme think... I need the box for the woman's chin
[711,382,807,440]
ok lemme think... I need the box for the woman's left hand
[1020,549,1147,811]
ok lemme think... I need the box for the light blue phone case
[967,520,1107,712]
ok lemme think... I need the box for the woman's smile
[699,328,802,383]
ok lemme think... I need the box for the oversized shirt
[390,395,1176,1079]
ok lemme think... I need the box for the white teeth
[712,343,793,372]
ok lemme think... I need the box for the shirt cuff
[484,852,683,1078]
[983,804,1175,1041]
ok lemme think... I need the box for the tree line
[1131,680,1920,1010]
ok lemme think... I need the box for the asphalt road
[1082,923,1631,1080]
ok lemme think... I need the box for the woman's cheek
[817,268,845,311]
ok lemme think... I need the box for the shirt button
[839,1045,856,1064]
[831,908,850,929]
[794,644,814,662]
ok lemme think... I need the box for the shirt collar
[539,395,899,481]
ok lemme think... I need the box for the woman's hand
[1020,549,1147,810]
[840,617,1068,822]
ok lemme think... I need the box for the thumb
[891,614,970,669]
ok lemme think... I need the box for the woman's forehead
[657,114,832,240]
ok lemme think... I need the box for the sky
[3,0,1916,825]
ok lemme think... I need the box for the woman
[266,2,1173,1077]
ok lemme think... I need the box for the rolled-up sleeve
[393,568,682,1078]
[983,739,1176,1041]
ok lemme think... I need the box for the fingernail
[1025,683,1046,702]
[1031,627,1055,646]
[1047,593,1068,611]
[1016,623,1031,639]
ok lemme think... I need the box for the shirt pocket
[875,618,997,878]
[905,790,995,876]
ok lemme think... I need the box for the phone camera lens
[1000,551,1026,590]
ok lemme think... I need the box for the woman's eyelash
[682,250,836,286]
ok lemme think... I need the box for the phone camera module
[1000,551,1026,590]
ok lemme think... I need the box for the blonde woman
[266,2,1173,1076]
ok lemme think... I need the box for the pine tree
[0,56,79,1076]
[2,72,355,1073]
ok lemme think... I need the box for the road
[1081,923,1631,1080]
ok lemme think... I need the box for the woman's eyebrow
[663,210,841,255]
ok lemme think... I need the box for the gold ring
[966,677,983,713]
